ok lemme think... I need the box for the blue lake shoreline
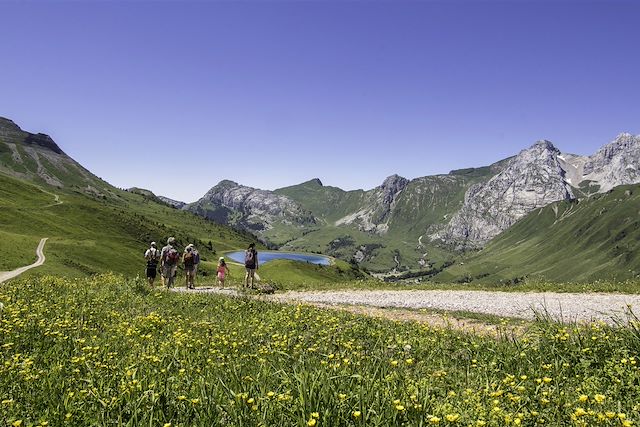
[225,250,331,266]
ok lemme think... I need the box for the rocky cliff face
[185,180,317,234]
[335,174,409,234]
[157,195,186,209]
[432,141,574,247]
[431,133,640,248]
[582,133,640,192]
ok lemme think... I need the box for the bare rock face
[432,141,574,247]
[186,180,317,232]
[335,174,409,234]
[582,133,640,192]
[157,195,186,209]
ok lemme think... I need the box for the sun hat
[151,242,156,247]
[167,237,176,244]
[186,246,192,252]
[219,257,225,261]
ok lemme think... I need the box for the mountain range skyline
[3,114,640,279]
[2,1,639,202]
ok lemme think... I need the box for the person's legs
[166,265,177,288]
[248,269,255,288]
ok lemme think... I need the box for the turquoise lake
[226,251,331,266]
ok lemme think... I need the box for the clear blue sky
[2,1,639,203]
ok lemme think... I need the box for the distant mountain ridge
[5,114,640,277]
[432,133,640,248]
[185,132,640,271]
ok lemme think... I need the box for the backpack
[244,249,255,266]
[193,251,200,265]
[184,252,194,267]
[146,248,159,265]
[165,247,179,264]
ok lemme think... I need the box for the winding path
[0,238,48,284]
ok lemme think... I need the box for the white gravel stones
[270,290,640,324]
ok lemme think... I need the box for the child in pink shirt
[217,257,230,288]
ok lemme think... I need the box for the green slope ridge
[0,172,257,277]
[275,178,367,222]
[436,183,640,283]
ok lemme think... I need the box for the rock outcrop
[582,133,640,192]
[185,180,317,233]
[335,174,409,234]
[157,195,186,209]
[432,141,574,247]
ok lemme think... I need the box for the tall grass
[1,275,639,426]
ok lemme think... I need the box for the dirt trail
[43,192,63,208]
[0,238,48,284]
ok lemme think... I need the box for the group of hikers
[143,237,259,290]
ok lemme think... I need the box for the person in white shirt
[144,242,160,286]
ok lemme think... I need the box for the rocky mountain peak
[0,117,22,132]
[188,181,317,234]
[531,139,558,152]
[309,178,323,186]
[24,133,65,155]
[0,118,65,155]
[593,132,639,160]
[582,133,640,191]
[432,139,573,247]
[380,174,409,202]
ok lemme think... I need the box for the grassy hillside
[436,183,640,284]
[275,179,367,222]
[0,172,257,278]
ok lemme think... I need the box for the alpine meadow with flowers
[1,275,639,426]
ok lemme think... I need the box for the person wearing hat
[144,241,160,286]
[216,256,230,288]
[160,237,180,288]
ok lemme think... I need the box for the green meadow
[1,275,639,426]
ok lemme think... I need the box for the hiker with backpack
[187,244,200,286]
[244,243,259,288]
[144,241,160,286]
[160,237,180,289]
[183,246,196,289]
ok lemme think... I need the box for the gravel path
[270,289,640,324]
[177,287,640,325]
[0,238,48,284]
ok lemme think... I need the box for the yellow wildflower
[446,413,460,422]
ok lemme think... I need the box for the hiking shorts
[146,265,157,279]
